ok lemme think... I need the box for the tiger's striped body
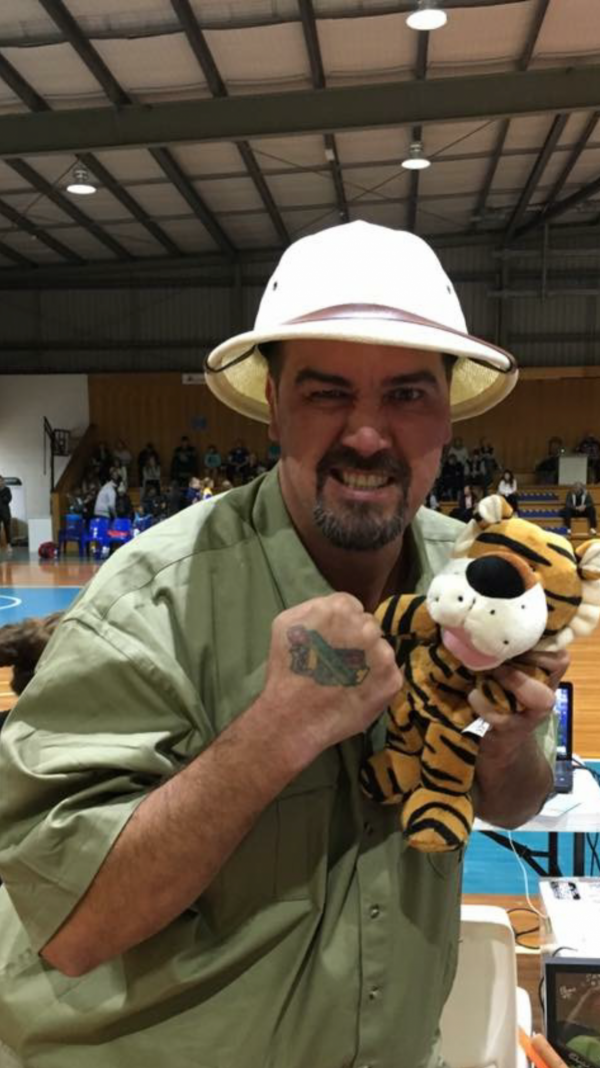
[361,495,600,853]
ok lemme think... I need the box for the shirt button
[370,904,380,919]
[368,987,380,1000]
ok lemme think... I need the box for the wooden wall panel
[89,368,600,481]
[454,369,600,473]
[88,373,271,479]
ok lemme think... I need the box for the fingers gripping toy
[360,495,600,853]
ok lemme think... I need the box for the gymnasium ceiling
[0,0,599,286]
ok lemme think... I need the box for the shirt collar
[252,467,429,608]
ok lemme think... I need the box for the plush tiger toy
[360,494,600,853]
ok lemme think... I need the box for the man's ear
[265,375,280,442]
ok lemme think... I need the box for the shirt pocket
[202,749,339,928]
[274,749,339,903]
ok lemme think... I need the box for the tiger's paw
[402,789,474,852]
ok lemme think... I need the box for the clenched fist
[259,593,404,767]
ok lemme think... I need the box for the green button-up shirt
[0,472,552,1068]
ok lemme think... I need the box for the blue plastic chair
[107,517,133,548]
[58,513,85,557]
[84,516,111,559]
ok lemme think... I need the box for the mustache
[316,447,411,490]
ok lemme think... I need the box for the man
[93,475,118,519]
[170,436,199,487]
[564,480,597,535]
[0,222,561,1068]
[0,475,12,555]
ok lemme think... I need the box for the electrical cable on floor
[507,831,548,919]
[506,906,540,949]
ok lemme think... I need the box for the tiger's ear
[576,539,600,590]
[452,493,512,556]
[474,494,514,527]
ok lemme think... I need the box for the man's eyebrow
[294,368,442,388]
[294,368,352,387]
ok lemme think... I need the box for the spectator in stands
[92,441,113,484]
[111,459,128,491]
[451,483,480,523]
[142,485,166,521]
[576,430,600,483]
[478,437,499,494]
[141,454,161,496]
[447,435,469,471]
[170,437,198,487]
[137,443,160,487]
[226,438,250,483]
[563,481,597,535]
[66,487,85,516]
[203,444,222,478]
[535,436,564,485]
[185,477,202,506]
[201,478,215,500]
[115,485,133,520]
[166,481,184,517]
[245,452,266,482]
[113,438,133,479]
[0,476,12,556]
[438,452,464,501]
[94,477,118,520]
[497,468,519,512]
[465,447,486,492]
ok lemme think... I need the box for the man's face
[266,339,452,552]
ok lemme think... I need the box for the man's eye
[388,388,425,403]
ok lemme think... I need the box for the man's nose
[340,410,392,456]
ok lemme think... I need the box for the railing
[51,424,99,540]
[43,417,73,493]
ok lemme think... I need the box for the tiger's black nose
[466,555,526,599]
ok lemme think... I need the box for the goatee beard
[312,446,411,552]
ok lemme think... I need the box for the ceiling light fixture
[401,141,431,170]
[406,0,448,31]
[66,164,96,196]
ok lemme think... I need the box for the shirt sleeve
[0,611,214,953]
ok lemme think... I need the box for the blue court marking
[0,587,81,623]
[465,761,600,893]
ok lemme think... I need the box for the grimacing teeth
[338,470,391,489]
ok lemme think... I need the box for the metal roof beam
[471,0,550,231]
[406,33,429,233]
[517,170,600,236]
[0,239,36,268]
[37,0,129,107]
[0,52,182,258]
[40,0,233,257]
[298,0,348,224]
[171,0,288,244]
[5,158,134,260]
[147,147,236,257]
[75,153,181,256]
[0,195,85,263]
[504,112,569,241]
[1,65,597,155]
[523,111,600,231]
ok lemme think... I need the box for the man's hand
[470,649,569,826]
[469,649,569,763]
[261,593,404,767]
